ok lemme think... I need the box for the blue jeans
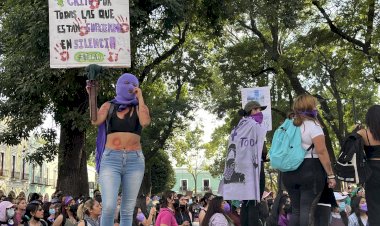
[99,149,145,226]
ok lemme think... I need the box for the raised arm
[134,87,151,128]
[91,102,111,126]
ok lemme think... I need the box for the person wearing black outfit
[175,195,192,226]
[357,104,380,225]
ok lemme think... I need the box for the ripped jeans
[99,148,145,226]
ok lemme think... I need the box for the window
[0,153,4,176]
[12,156,15,178]
[203,179,210,191]
[180,179,188,191]
[22,160,26,180]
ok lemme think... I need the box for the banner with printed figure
[49,0,131,68]
[241,86,272,131]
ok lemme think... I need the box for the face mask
[173,199,179,209]
[339,202,346,212]
[251,112,264,124]
[223,203,231,213]
[136,212,145,222]
[188,199,193,205]
[6,208,15,218]
[69,204,78,213]
[267,199,274,206]
[115,73,139,106]
[179,204,187,210]
[360,203,368,212]
[49,209,56,215]
[283,204,291,214]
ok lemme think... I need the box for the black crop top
[107,105,142,136]
[364,129,380,158]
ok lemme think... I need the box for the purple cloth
[278,214,289,226]
[250,112,264,124]
[114,73,139,110]
[95,73,140,173]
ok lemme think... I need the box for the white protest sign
[49,0,131,68]
[241,87,272,131]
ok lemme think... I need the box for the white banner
[241,86,272,131]
[49,0,131,68]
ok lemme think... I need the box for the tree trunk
[57,123,89,196]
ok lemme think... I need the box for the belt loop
[136,151,140,157]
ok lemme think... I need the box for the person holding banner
[219,101,268,226]
[88,73,151,226]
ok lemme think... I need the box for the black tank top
[364,129,380,158]
[107,105,142,136]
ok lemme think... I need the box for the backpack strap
[365,129,371,145]
[105,102,115,134]
[308,144,315,158]
[84,220,88,226]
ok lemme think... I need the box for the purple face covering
[360,203,367,212]
[223,203,231,213]
[114,73,139,110]
[298,110,318,118]
[136,212,146,222]
[250,112,264,124]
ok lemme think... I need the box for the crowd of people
[0,185,372,226]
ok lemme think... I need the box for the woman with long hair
[132,195,156,226]
[348,196,368,226]
[357,104,380,225]
[22,203,48,226]
[155,191,190,226]
[52,196,78,226]
[198,193,214,225]
[282,94,336,226]
[89,73,150,226]
[201,196,233,226]
[174,195,191,226]
[77,198,102,226]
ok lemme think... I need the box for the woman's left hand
[134,87,143,99]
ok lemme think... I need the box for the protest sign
[49,0,131,68]
[241,87,272,131]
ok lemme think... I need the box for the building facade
[0,123,97,200]
[172,167,220,196]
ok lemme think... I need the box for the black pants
[240,161,265,226]
[283,159,326,226]
[365,160,380,225]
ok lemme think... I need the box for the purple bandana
[250,112,264,124]
[223,203,231,213]
[95,73,140,173]
[298,110,318,118]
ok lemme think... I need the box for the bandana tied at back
[95,73,140,173]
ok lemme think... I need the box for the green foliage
[150,150,176,195]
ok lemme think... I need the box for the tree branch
[139,23,189,83]
[312,1,367,52]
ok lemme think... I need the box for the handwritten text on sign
[49,0,131,68]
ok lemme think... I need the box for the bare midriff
[105,132,141,151]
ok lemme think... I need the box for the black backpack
[334,131,372,185]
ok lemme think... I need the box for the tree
[0,0,213,196]
[170,126,205,194]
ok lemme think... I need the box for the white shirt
[300,120,324,158]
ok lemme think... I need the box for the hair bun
[238,109,247,116]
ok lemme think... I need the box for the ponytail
[77,203,85,220]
